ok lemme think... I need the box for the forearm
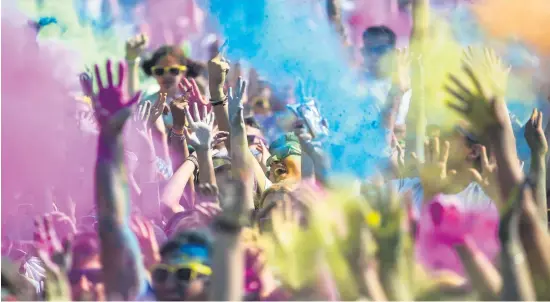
[152,130,170,165]
[136,142,157,183]
[169,133,195,207]
[160,160,196,217]
[209,232,243,301]
[213,104,231,150]
[326,0,346,41]
[197,150,216,185]
[95,134,144,298]
[529,154,548,226]
[126,60,140,98]
[488,127,524,201]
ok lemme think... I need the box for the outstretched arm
[84,61,145,299]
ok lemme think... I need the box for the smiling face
[153,55,185,92]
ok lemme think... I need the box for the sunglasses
[68,269,103,285]
[151,262,212,284]
[151,65,187,76]
[266,145,302,167]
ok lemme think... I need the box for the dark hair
[71,232,99,267]
[362,25,397,47]
[160,228,213,259]
[142,45,204,78]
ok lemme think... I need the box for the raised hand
[125,34,148,61]
[149,93,167,126]
[211,131,230,149]
[393,48,411,92]
[446,64,510,135]
[82,60,142,134]
[411,137,457,199]
[525,108,548,156]
[228,76,247,128]
[207,47,231,102]
[169,97,188,131]
[468,146,501,207]
[33,215,72,301]
[130,216,160,269]
[183,103,218,151]
[133,101,153,142]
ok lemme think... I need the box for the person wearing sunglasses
[139,46,208,129]
[67,233,105,301]
[151,229,213,301]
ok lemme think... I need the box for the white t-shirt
[392,177,496,216]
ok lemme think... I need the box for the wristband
[212,216,243,234]
[126,57,141,64]
[210,95,228,106]
[185,154,199,169]
[171,128,184,136]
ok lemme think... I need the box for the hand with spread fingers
[183,103,222,151]
[125,34,148,61]
[178,77,210,113]
[468,146,501,208]
[524,108,548,156]
[81,60,142,135]
[446,64,510,136]
[33,215,72,301]
[228,76,247,129]
[169,97,188,132]
[412,137,457,200]
[130,216,160,269]
[149,92,167,126]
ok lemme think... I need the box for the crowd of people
[3,0,550,301]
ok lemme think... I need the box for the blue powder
[201,0,387,177]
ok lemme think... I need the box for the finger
[182,77,193,90]
[228,87,233,100]
[448,75,474,98]
[538,111,543,129]
[468,168,484,183]
[62,235,73,255]
[296,78,305,101]
[433,136,441,161]
[190,79,202,99]
[80,73,93,96]
[442,140,451,164]
[445,85,468,105]
[480,146,490,171]
[129,91,142,107]
[184,106,195,126]
[106,60,114,87]
[136,218,148,238]
[117,61,125,88]
[446,100,468,115]
[183,127,191,140]
[424,139,432,162]
[144,219,156,240]
[94,64,103,89]
[208,112,215,127]
[178,82,187,94]
[240,78,247,99]
[144,101,152,121]
[193,103,201,123]
[463,64,484,95]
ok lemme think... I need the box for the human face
[152,251,210,301]
[442,127,475,171]
[69,254,105,301]
[153,55,185,92]
[362,34,394,73]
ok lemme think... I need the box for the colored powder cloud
[2,7,97,225]
[202,0,386,177]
